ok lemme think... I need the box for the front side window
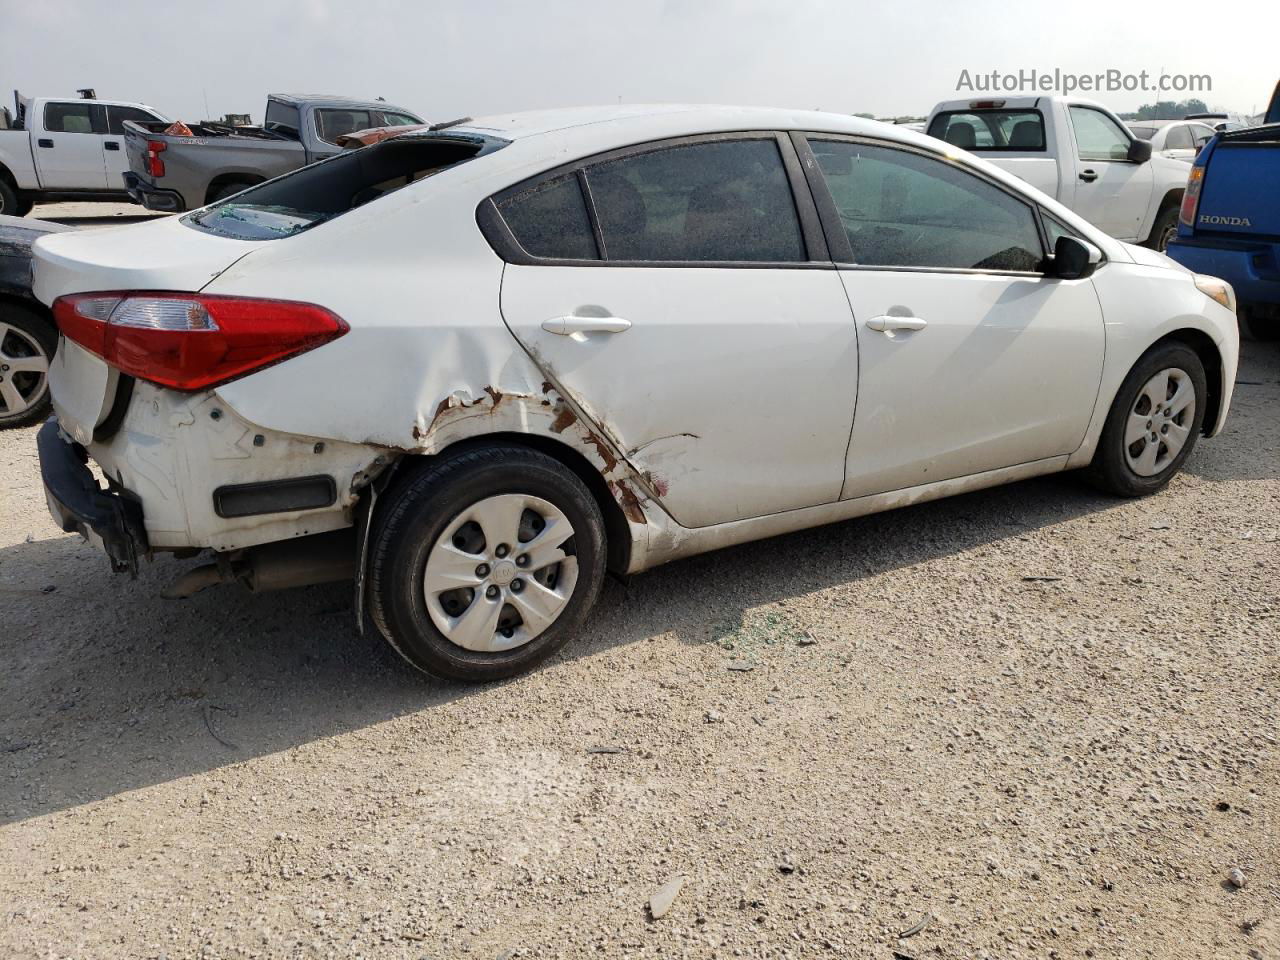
[1069,107,1132,161]
[106,105,160,135]
[315,109,374,145]
[926,110,1045,151]
[45,101,94,134]
[583,138,806,263]
[810,139,1043,272]
[496,175,599,260]
[377,111,421,127]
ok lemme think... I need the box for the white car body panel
[30,104,1239,577]
[839,269,1105,498]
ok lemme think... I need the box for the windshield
[183,133,506,241]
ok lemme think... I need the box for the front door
[799,136,1105,500]
[495,134,861,528]
[1065,105,1152,240]
[35,101,108,190]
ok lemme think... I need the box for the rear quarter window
[495,175,599,260]
[183,134,505,241]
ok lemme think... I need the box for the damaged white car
[34,105,1239,681]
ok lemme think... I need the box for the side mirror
[1050,236,1103,280]
[1127,138,1153,163]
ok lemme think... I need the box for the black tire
[1085,341,1207,497]
[1144,206,1178,252]
[0,179,21,217]
[209,181,253,203]
[0,301,57,429]
[368,445,607,682]
[1237,307,1279,342]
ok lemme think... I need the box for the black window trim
[925,108,1049,153]
[1067,104,1141,165]
[477,130,833,269]
[791,131,1051,278]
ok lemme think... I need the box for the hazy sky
[2,0,1274,123]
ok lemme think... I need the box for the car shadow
[1,336,1274,826]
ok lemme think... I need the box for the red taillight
[1179,166,1203,229]
[145,139,167,177]
[52,292,348,391]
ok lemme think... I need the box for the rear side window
[496,175,598,260]
[184,135,503,240]
[107,105,159,135]
[585,139,806,262]
[45,101,95,134]
[927,110,1045,151]
[1163,125,1193,150]
[315,109,374,145]
[810,139,1043,272]
[1069,107,1132,161]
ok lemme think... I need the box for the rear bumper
[122,172,187,213]
[1166,236,1280,307]
[38,418,148,575]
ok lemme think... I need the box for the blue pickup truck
[1167,81,1280,339]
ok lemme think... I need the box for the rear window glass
[183,135,504,241]
[585,138,806,262]
[927,110,1046,151]
[1129,125,1157,140]
[497,175,599,260]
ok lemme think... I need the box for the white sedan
[32,105,1239,682]
[1127,119,1218,161]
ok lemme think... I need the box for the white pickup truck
[0,92,168,216]
[926,96,1188,251]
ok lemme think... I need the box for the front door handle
[104,141,120,151]
[541,316,631,335]
[37,138,53,148]
[1079,169,1098,183]
[866,315,927,333]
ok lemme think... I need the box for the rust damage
[550,406,578,434]
[609,479,648,525]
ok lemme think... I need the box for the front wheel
[368,445,607,682]
[1085,341,1207,497]
[1145,206,1178,253]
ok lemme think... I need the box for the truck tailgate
[1196,125,1280,238]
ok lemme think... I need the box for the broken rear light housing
[52,292,348,391]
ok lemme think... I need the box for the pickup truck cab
[0,92,168,215]
[122,93,421,212]
[926,96,1189,251]
[1166,81,1280,339]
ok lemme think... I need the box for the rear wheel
[1237,307,1279,342]
[1085,341,1206,497]
[1145,206,1178,252]
[0,180,26,217]
[368,445,607,682]
[0,302,56,429]
[209,181,254,203]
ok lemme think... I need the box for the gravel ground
[1,338,1277,960]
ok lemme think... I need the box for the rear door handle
[541,316,631,335]
[866,315,927,333]
[104,141,120,151]
[37,138,53,148]
[1079,169,1098,183]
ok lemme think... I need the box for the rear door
[1064,105,1152,239]
[34,100,108,189]
[104,105,163,188]
[494,133,861,528]
[797,135,1104,499]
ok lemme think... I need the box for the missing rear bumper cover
[212,475,337,519]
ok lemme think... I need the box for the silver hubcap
[0,322,51,420]
[423,493,578,653]
[1125,367,1195,477]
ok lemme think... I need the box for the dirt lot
[1,325,1277,957]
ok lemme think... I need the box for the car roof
[451,103,895,145]
[271,93,415,112]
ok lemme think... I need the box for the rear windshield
[927,110,1046,151]
[183,134,505,241]
[1128,125,1157,140]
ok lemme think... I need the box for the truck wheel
[1144,206,1178,253]
[368,445,607,683]
[1237,307,1279,342]
[1084,341,1206,497]
[209,181,253,203]
[0,302,57,429]
[0,180,24,217]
